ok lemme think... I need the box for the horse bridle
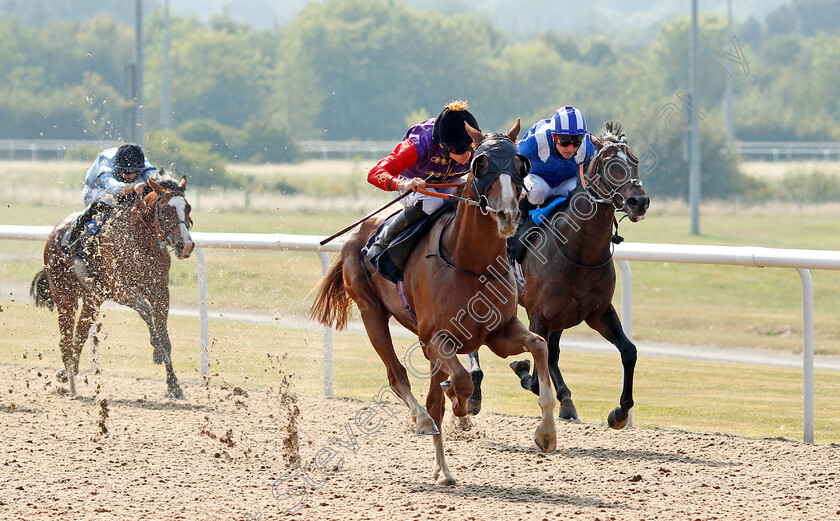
[582,141,643,212]
[468,134,527,215]
[135,190,191,250]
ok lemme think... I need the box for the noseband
[583,142,643,212]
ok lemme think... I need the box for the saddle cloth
[364,203,453,284]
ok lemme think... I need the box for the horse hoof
[415,417,440,436]
[559,400,579,421]
[509,359,530,377]
[56,369,68,383]
[168,388,186,400]
[533,429,557,453]
[436,476,458,486]
[607,406,629,429]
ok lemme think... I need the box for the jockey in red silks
[365,100,480,260]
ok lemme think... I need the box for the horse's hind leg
[54,294,79,395]
[427,367,456,485]
[586,305,636,429]
[511,327,578,420]
[464,352,483,415]
[358,299,437,435]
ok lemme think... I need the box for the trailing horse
[31,173,194,398]
[467,121,650,428]
[311,121,557,485]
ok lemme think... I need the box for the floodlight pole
[134,0,144,146]
[724,0,735,143]
[689,0,701,235]
[162,0,172,129]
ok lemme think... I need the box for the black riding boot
[518,197,537,222]
[366,204,425,260]
[67,201,111,292]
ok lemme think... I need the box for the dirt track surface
[1,364,838,521]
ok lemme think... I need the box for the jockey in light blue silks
[66,143,156,286]
[517,105,596,211]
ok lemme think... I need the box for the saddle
[506,195,570,264]
[365,203,453,284]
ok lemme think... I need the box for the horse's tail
[30,268,54,311]
[309,254,352,331]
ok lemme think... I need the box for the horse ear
[465,122,483,144]
[589,134,604,151]
[179,176,188,189]
[148,177,164,195]
[507,118,521,141]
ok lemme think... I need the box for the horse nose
[180,241,195,259]
[627,194,650,213]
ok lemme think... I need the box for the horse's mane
[151,170,184,192]
[600,120,626,144]
[582,120,627,180]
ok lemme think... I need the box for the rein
[415,183,500,215]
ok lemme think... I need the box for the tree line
[1,0,838,197]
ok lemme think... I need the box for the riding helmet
[432,100,480,149]
[114,143,145,171]
[552,106,587,136]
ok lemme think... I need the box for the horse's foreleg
[487,319,556,452]
[357,300,436,435]
[586,305,636,429]
[427,367,456,486]
[464,352,483,415]
[426,337,472,418]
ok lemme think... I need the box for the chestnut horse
[311,122,557,485]
[30,174,194,399]
[467,121,649,428]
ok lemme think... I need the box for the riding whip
[318,183,462,245]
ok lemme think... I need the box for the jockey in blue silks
[517,105,595,212]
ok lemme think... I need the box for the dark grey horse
[467,121,649,428]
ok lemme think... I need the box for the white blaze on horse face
[499,173,515,208]
[169,196,192,245]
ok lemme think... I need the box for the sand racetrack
[1,363,838,521]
